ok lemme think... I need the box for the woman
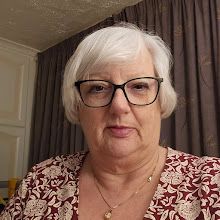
[1,23,220,220]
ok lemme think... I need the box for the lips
[107,126,134,138]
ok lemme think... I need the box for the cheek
[138,104,161,135]
[79,108,104,137]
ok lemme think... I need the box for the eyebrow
[89,72,153,78]
[88,72,109,79]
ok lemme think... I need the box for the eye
[131,82,150,91]
[86,82,111,94]
[90,85,105,93]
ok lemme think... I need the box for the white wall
[0,38,38,198]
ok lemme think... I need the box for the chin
[106,143,140,159]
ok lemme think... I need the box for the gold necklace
[93,153,159,220]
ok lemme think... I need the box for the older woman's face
[78,49,161,159]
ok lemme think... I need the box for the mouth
[107,126,134,138]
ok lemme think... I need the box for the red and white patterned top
[1,147,220,220]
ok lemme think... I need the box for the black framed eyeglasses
[74,77,163,108]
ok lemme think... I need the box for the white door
[0,39,37,198]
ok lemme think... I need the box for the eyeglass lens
[77,78,161,107]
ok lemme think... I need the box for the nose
[109,88,131,114]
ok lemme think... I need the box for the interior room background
[29,0,220,168]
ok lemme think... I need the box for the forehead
[88,49,155,80]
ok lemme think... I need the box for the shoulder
[32,151,88,174]
[166,147,220,174]
[164,147,220,191]
[0,152,87,219]
[20,151,88,194]
[23,151,88,187]
[155,148,220,219]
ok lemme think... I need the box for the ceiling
[0,0,142,51]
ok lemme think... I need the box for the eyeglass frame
[74,77,163,108]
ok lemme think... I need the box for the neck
[88,145,161,188]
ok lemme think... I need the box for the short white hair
[63,23,177,124]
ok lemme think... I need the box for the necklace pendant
[147,176,152,182]
[104,209,112,219]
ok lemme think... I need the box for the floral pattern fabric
[1,148,220,220]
